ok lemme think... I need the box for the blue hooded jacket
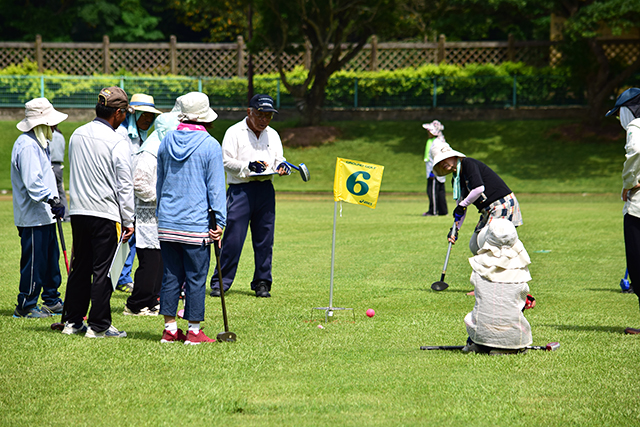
[156,129,226,234]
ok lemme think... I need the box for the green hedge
[0,59,586,108]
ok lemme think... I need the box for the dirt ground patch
[279,126,342,148]
[548,122,625,143]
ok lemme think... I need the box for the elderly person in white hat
[156,92,226,344]
[462,218,535,355]
[123,111,180,316]
[11,98,68,318]
[431,143,523,256]
[422,120,448,216]
[115,93,163,293]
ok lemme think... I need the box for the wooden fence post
[35,34,43,73]
[170,35,177,74]
[437,34,446,64]
[508,33,515,62]
[237,36,245,77]
[103,35,110,74]
[369,35,378,71]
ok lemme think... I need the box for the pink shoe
[184,330,216,345]
[160,328,187,343]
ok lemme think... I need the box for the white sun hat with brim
[176,92,217,123]
[430,143,466,169]
[422,120,444,136]
[16,98,68,132]
[469,218,531,283]
[129,93,163,115]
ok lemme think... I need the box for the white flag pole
[313,200,354,322]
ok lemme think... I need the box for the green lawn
[0,118,626,193]
[0,118,638,426]
[0,192,638,426]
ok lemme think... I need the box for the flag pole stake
[313,201,354,322]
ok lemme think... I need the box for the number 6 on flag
[333,158,384,209]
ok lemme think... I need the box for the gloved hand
[453,205,467,222]
[248,161,267,173]
[277,162,291,174]
[524,294,536,310]
[428,172,435,179]
[447,226,459,242]
[47,197,65,220]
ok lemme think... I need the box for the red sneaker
[184,330,216,345]
[160,328,187,343]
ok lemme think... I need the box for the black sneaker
[210,288,221,297]
[255,282,271,298]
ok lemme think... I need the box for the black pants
[62,215,118,333]
[624,214,640,311]
[427,177,448,216]
[127,248,163,312]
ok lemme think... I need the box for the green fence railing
[0,74,593,110]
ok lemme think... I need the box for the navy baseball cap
[249,94,278,113]
[605,87,640,117]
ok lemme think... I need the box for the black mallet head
[431,281,449,291]
[217,331,237,342]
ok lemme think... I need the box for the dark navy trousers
[212,181,275,291]
[17,223,62,310]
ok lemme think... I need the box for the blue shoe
[13,306,51,318]
[41,301,64,315]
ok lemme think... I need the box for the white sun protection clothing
[464,218,533,349]
[464,272,533,349]
[622,117,640,218]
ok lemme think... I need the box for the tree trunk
[298,68,330,126]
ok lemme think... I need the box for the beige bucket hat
[469,218,531,283]
[177,92,217,123]
[130,93,163,115]
[16,98,68,132]
[430,142,466,171]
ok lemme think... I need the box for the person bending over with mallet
[431,143,523,255]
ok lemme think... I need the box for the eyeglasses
[252,110,273,120]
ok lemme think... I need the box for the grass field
[1,118,639,426]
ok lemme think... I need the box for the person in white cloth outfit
[463,218,535,355]
[123,112,180,316]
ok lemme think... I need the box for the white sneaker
[85,325,127,338]
[61,321,88,335]
[123,305,157,316]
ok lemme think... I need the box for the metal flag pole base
[312,306,355,323]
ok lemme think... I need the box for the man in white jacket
[61,87,135,338]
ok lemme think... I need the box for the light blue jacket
[11,131,58,227]
[156,129,226,232]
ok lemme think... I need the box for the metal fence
[0,74,605,110]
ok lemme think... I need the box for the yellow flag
[333,157,384,209]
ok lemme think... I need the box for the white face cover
[620,106,635,131]
[33,124,53,149]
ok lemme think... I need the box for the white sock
[165,322,178,333]
[188,323,200,334]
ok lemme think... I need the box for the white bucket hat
[430,142,466,170]
[17,98,68,132]
[469,218,531,283]
[129,93,163,115]
[176,92,217,123]
[422,120,444,136]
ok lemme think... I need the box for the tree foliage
[253,0,399,125]
[554,0,640,122]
